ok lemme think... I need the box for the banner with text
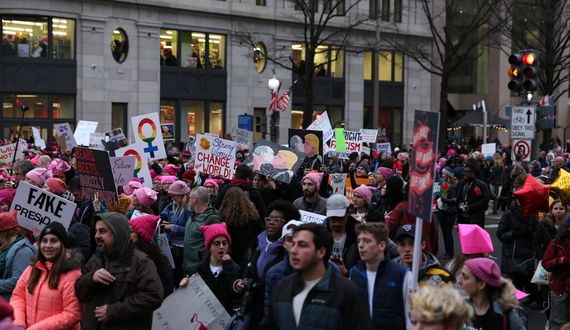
[115,142,153,188]
[377,142,391,154]
[0,143,23,169]
[229,127,253,150]
[194,134,237,179]
[481,143,495,156]
[74,121,98,146]
[360,129,378,143]
[132,113,167,161]
[54,123,78,151]
[75,147,118,205]
[109,156,136,187]
[330,131,363,159]
[307,111,334,142]
[299,210,327,226]
[161,124,174,141]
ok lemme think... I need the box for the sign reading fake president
[10,181,76,231]
[194,134,237,179]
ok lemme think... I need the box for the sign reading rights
[330,131,363,159]
[194,134,237,179]
[75,147,118,205]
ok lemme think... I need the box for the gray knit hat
[442,166,455,178]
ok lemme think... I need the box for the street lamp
[268,70,280,91]
[11,101,29,174]
[268,70,280,143]
[333,121,348,129]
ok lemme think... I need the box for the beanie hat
[204,179,221,192]
[47,158,71,176]
[129,215,160,243]
[168,181,190,196]
[353,185,376,205]
[150,169,158,179]
[135,187,157,208]
[160,176,178,185]
[530,160,540,168]
[153,176,162,183]
[0,189,16,208]
[124,181,144,196]
[464,258,501,287]
[282,220,305,239]
[182,170,196,181]
[447,149,456,156]
[0,210,19,231]
[515,173,527,186]
[485,155,493,161]
[386,176,404,192]
[442,166,455,178]
[162,165,179,176]
[45,178,67,196]
[357,162,371,174]
[303,172,324,191]
[106,195,132,215]
[132,177,144,184]
[397,152,409,161]
[377,167,393,180]
[200,222,231,250]
[40,222,68,248]
[0,168,9,182]
[26,168,51,185]
[30,154,40,165]
[439,157,447,167]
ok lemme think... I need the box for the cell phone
[331,258,340,263]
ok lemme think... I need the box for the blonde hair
[493,153,504,168]
[410,285,473,327]
[279,150,298,169]
[305,134,320,154]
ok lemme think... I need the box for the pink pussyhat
[515,289,530,301]
[458,224,494,254]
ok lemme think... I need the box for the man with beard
[293,172,327,215]
[325,194,360,277]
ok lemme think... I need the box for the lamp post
[268,70,280,143]
[11,101,29,174]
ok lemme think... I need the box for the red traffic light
[523,53,536,65]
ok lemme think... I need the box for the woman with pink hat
[128,187,157,219]
[203,179,222,204]
[157,176,177,213]
[0,189,16,213]
[179,222,239,315]
[24,168,51,188]
[352,185,383,223]
[0,168,11,190]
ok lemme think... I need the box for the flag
[277,81,296,112]
[540,95,555,106]
[268,88,278,116]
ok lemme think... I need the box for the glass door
[1,122,50,149]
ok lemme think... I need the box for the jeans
[549,291,570,330]
[438,211,456,257]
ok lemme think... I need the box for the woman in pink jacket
[10,222,83,330]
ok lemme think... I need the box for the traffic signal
[523,52,538,92]
[508,53,524,92]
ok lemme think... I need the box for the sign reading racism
[132,113,167,161]
[194,134,237,179]
[115,142,153,188]
[288,129,324,171]
[243,138,307,184]
[75,147,118,205]
[109,156,136,187]
[54,123,78,151]
[229,127,254,150]
[330,131,363,159]
[307,111,334,142]
[10,181,76,231]
[0,143,23,168]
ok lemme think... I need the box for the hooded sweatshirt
[95,212,132,270]
[256,231,284,277]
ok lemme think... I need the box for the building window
[2,17,48,57]
[291,43,344,78]
[369,0,377,18]
[373,107,403,146]
[394,0,402,22]
[381,0,390,21]
[160,29,225,70]
[209,34,225,69]
[53,18,74,59]
[254,108,265,143]
[111,28,128,63]
[295,0,318,12]
[112,103,128,137]
[363,50,404,82]
[181,32,203,68]
[3,94,49,118]
[209,103,223,136]
[324,0,345,15]
[254,42,267,73]
[257,0,266,5]
[160,29,178,67]
[53,95,74,119]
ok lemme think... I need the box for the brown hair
[0,227,26,248]
[541,199,568,227]
[28,237,67,293]
[355,222,389,244]
[219,187,259,228]
[449,252,485,278]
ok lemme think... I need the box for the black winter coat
[439,182,458,213]
[532,221,557,260]
[456,178,491,227]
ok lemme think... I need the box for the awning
[449,108,506,128]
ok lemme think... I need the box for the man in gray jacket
[293,172,327,215]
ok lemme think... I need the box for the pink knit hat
[135,187,158,208]
[0,168,9,182]
[303,172,324,191]
[0,189,16,208]
[47,158,71,176]
[168,181,190,195]
[200,222,231,250]
[124,181,144,196]
[447,149,456,156]
[439,157,447,166]
[397,152,409,161]
[30,154,40,165]
[353,185,376,205]
[160,176,178,185]
[150,169,158,179]
[377,167,393,180]
[464,258,501,287]
[162,166,179,176]
[204,179,221,191]
[26,168,51,185]
[129,215,160,243]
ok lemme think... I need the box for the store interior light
[35,23,43,26]
[163,45,172,49]
[2,30,17,34]
[192,33,205,37]
[53,19,60,23]
[11,20,36,25]
[160,35,172,39]
[61,20,67,23]
[210,35,222,39]
[292,44,302,49]
[166,30,172,34]
[114,30,120,34]
[24,29,32,32]
[4,26,24,31]
[58,25,67,29]
[198,38,205,42]
[52,31,67,35]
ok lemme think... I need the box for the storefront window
[160,100,176,132]
[3,94,49,118]
[209,103,223,136]
[292,43,344,77]
[2,17,48,57]
[209,34,225,70]
[394,52,403,82]
[52,18,74,59]
[181,32,204,68]
[160,29,178,67]
[53,95,74,119]
[254,43,266,73]
[181,100,205,142]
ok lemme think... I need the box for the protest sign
[205,132,219,138]
[243,138,306,184]
[106,128,128,147]
[299,210,326,225]
[157,229,175,268]
[377,142,391,154]
[75,147,118,205]
[361,146,371,157]
[0,143,23,169]
[330,130,363,159]
[132,113,167,160]
[115,142,153,188]
[288,129,324,171]
[152,273,231,330]
[89,133,106,150]
[330,173,347,195]
[334,128,346,152]
[186,135,196,151]
[307,111,334,142]
[31,127,45,149]
[109,156,136,187]
[229,127,253,150]
[481,143,495,156]
[74,121,98,146]
[194,134,236,178]
[10,181,76,231]
[408,110,440,222]
[54,123,78,151]
[161,124,174,141]
[345,178,373,204]
[360,129,378,143]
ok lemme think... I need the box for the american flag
[277,81,296,112]
[540,95,554,106]
[268,88,278,116]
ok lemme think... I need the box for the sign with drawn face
[288,129,323,171]
[132,113,167,161]
[243,138,306,184]
[115,142,152,188]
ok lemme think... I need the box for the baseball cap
[281,220,305,239]
[395,224,423,241]
[326,194,349,218]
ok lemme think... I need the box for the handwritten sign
[307,111,334,142]
[330,173,347,195]
[377,142,391,154]
[229,127,253,150]
[481,143,495,156]
[54,123,78,151]
[115,142,153,188]
[74,121,98,146]
[157,231,175,269]
[152,273,231,330]
[109,156,136,187]
[334,128,346,152]
[360,129,378,143]
[132,113,167,161]
[194,134,236,179]
[299,210,326,225]
[89,133,106,150]
[186,135,196,151]
[31,127,45,149]
[330,131,363,159]
[75,147,118,205]
[345,178,373,204]
[0,143,23,169]
[10,181,76,231]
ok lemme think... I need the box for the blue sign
[238,115,253,131]
[161,124,175,141]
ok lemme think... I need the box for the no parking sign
[512,139,531,162]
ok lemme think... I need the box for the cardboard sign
[360,129,378,143]
[157,231,175,269]
[115,142,153,188]
[299,210,326,226]
[229,127,253,150]
[54,123,78,151]
[89,133,106,151]
[345,178,373,204]
[74,121,98,146]
[109,156,137,187]
[0,143,23,169]
[408,110,440,222]
[31,127,45,149]
[194,134,236,179]
[288,129,324,171]
[75,147,118,205]
[10,181,76,231]
[377,142,391,154]
[330,131,363,159]
[186,135,196,151]
[161,124,174,141]
[132,113,167,160]
[307,111,334,142]
[243,138,307,184]
[330,173,347,195]
[106,128,128,148]
[334,128,346,152]
[481,143,495,156]
[152,273,231,330]
[361,146,371,157]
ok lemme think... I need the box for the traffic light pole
[522,98,540,164]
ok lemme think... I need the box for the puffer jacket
[160,201,192,247]
[11,251,84,330]
[183,205,222,273]
[0,237,36,302]
[543,238,570,296]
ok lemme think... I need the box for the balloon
[513,174,551,218]
[551,169,570,205]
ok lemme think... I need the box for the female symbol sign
[131,112,166,160]
[138,118,159,157]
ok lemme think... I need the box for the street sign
[510,106,535,139]
[512,139,531,162]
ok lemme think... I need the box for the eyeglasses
[463,170,472,173]
[153,182,161,186]
[265,217,286,224]
[211,240,229,247]
[329,218,346,224]
[205,185,215,189]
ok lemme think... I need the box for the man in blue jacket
[349,222,412,330]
